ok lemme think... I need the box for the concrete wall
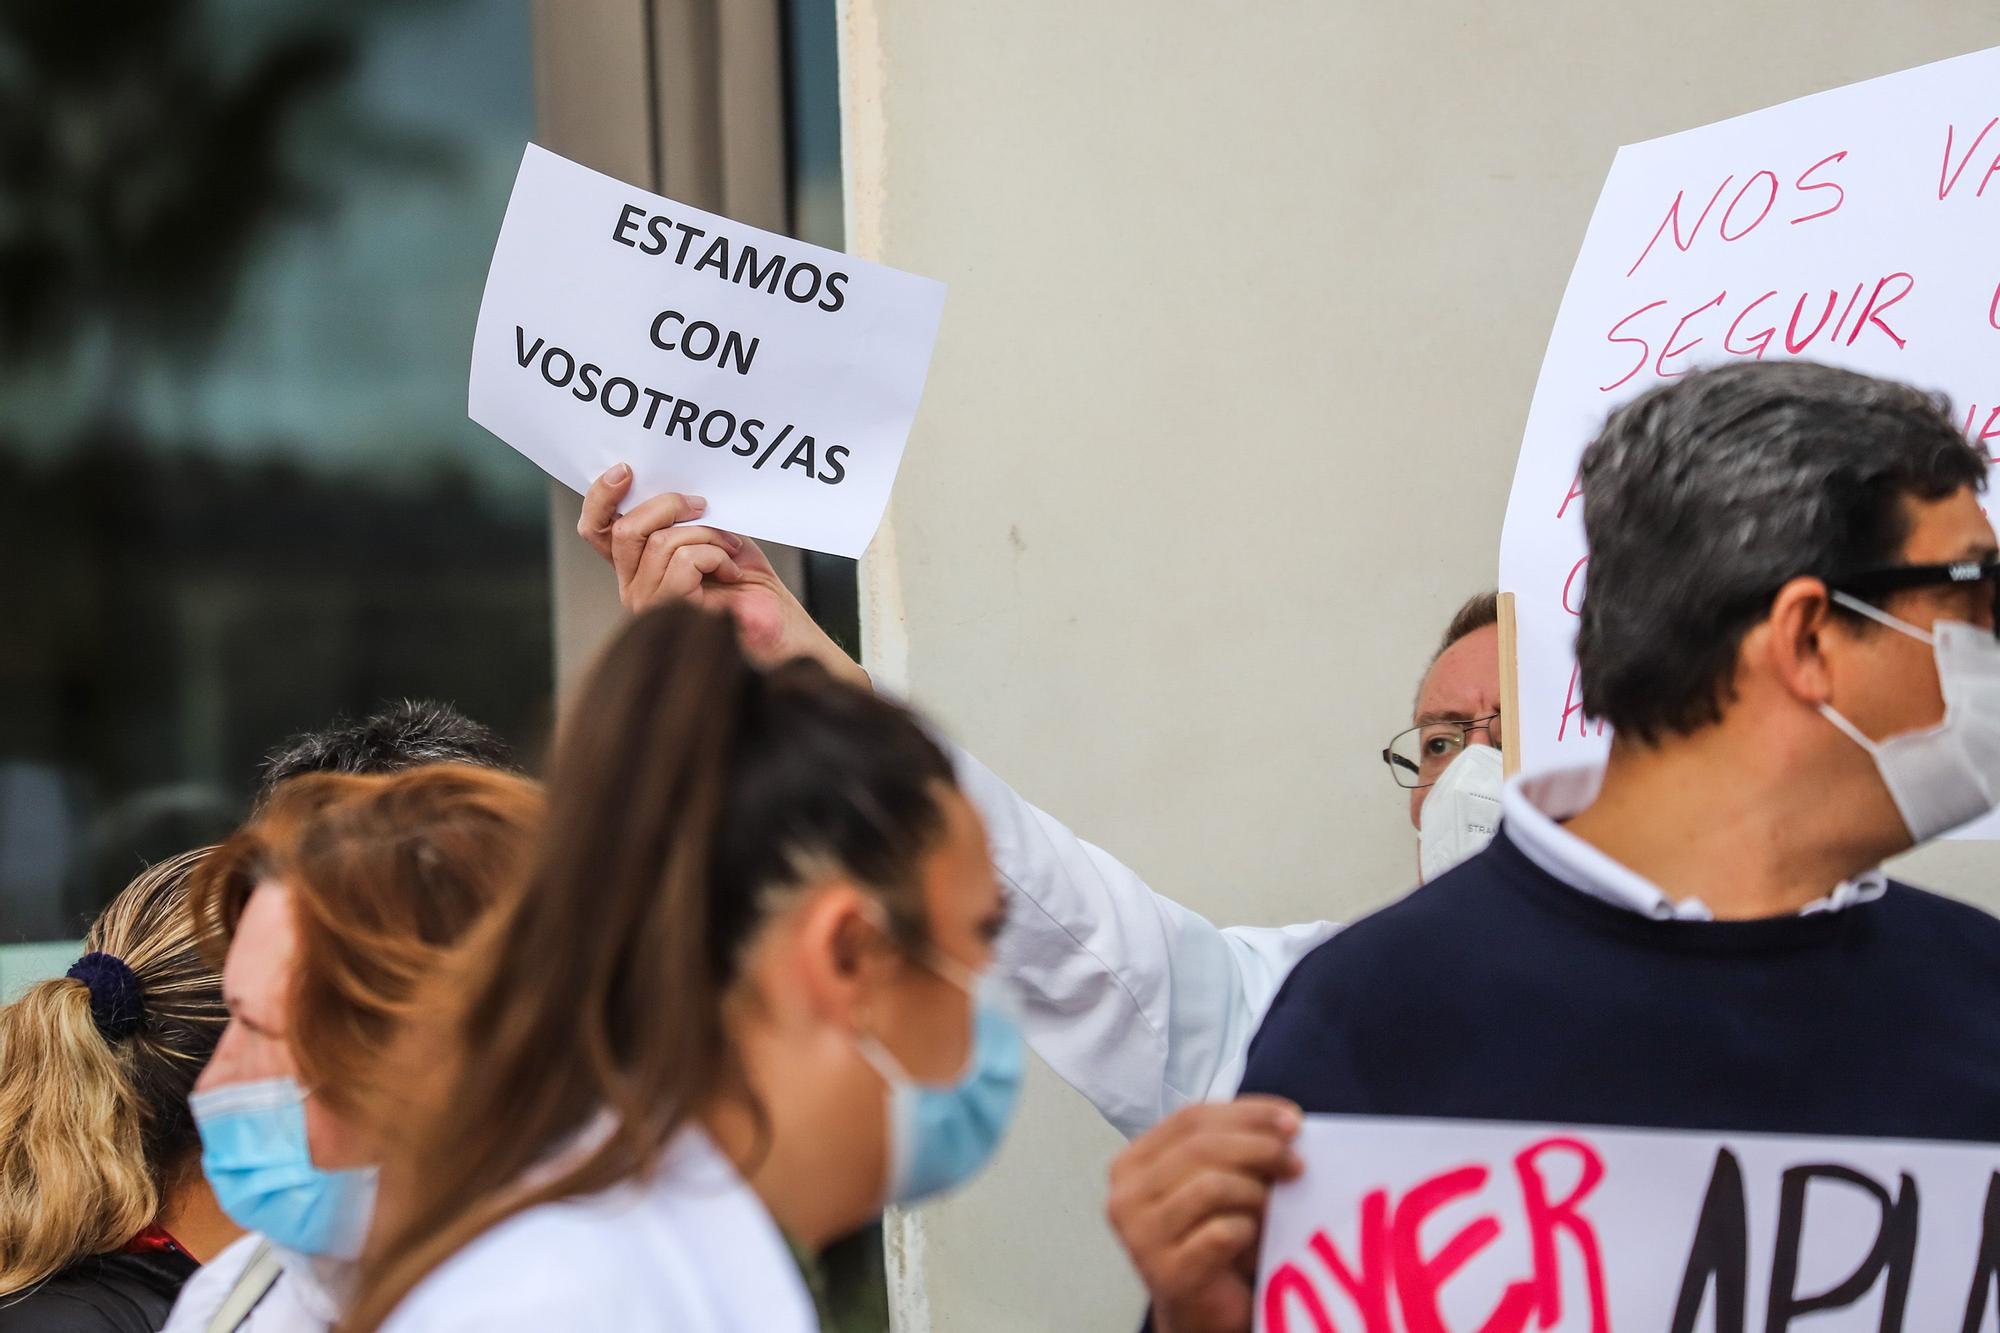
[839,4,2000,1329]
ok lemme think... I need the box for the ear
[787,883,890,1031]
[1760,576,1839,707]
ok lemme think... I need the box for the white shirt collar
[1500,762,1888,921]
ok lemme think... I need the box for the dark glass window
[0,0,548,955]
[783,0,860,663]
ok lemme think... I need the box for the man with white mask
[576,472,1504,1139]
[1110,360,2000,1333]
[1380,593,1508,883]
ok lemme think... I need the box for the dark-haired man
[1112,360,2000,1333]
[573,475,1505,1138]
[255,699,519,805]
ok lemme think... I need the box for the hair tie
[65,952,146,1042]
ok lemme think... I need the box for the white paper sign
[469,144,946,557]
[1257,1115,2000,1333]
[1498,47,2000,831]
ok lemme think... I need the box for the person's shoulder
[419,1191,652,1276]
[1,1247,201,1333]
[1274,854,1505,998]
[0,1265,149,1333]
[1879,879,2000,951]
[160,1234,264,1331]
[1240,847,1531,1076]
[0,1287,108,1333]
[385,1193,656,1330]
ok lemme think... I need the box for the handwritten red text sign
[1257,1116,2000,1333]
[1496,46,2000,838]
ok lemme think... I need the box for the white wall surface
[839,5,2000,1329]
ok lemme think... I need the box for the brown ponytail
[346,604,957,1330]
[0,850,225,1295]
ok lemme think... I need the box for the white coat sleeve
[953,746,1339,1139]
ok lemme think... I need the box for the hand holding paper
[1107,1098,1304,1333]
[575,467,865,689]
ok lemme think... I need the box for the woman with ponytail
[0,851,236,1332]
[347,603,1022,1331]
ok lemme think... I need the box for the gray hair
[1576,361,1984,743]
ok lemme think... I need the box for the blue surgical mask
[189,1077,378,1259]
[857,970,1024,1206]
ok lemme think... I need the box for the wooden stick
[1497,590,1522,779]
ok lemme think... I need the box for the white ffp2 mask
[1419,742,1505,882]
[1820,593,2000,842]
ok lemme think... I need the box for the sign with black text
[470,144,946,557]
[1258,1115,2000,1332]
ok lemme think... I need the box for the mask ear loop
[846,904,907,1085]
[854,1029,916,1087]
[1830,590,1934,645]
[1821,590,1947,755]
[851,897,1000,1092]
[1818,701,1882,757]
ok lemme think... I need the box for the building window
[0,0,549,964]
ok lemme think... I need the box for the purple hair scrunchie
[65,952,146,1042]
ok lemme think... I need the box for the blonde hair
[0,850,226,1295]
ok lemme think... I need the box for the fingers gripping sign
[578,464,867,689]
[635,530,743,609]
[581,474,729,589]
[608,499,744,613]
[575,461,632,561]
[1107,1097,1304,1333]
[582,465,739,604]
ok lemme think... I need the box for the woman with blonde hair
[0,851,236,1332]
[348,603,1023,1331]
[159,764,542,1333]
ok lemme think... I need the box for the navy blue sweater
[1236,829,2000,1142]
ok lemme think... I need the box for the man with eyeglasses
[574,470,1507,1139]
[1382,593,1507,883]
[1109,360,2000,1333]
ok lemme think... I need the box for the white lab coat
[955,748,1340,1138]
[380,1126,816,1332]
[162,1234,345,1333]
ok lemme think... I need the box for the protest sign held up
[1498,45,2000,833]
[470,144,947,557]
[1258,1116,2000,1333]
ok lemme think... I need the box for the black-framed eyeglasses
[1827,556,2000,629]
[1381,714,1503,790]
